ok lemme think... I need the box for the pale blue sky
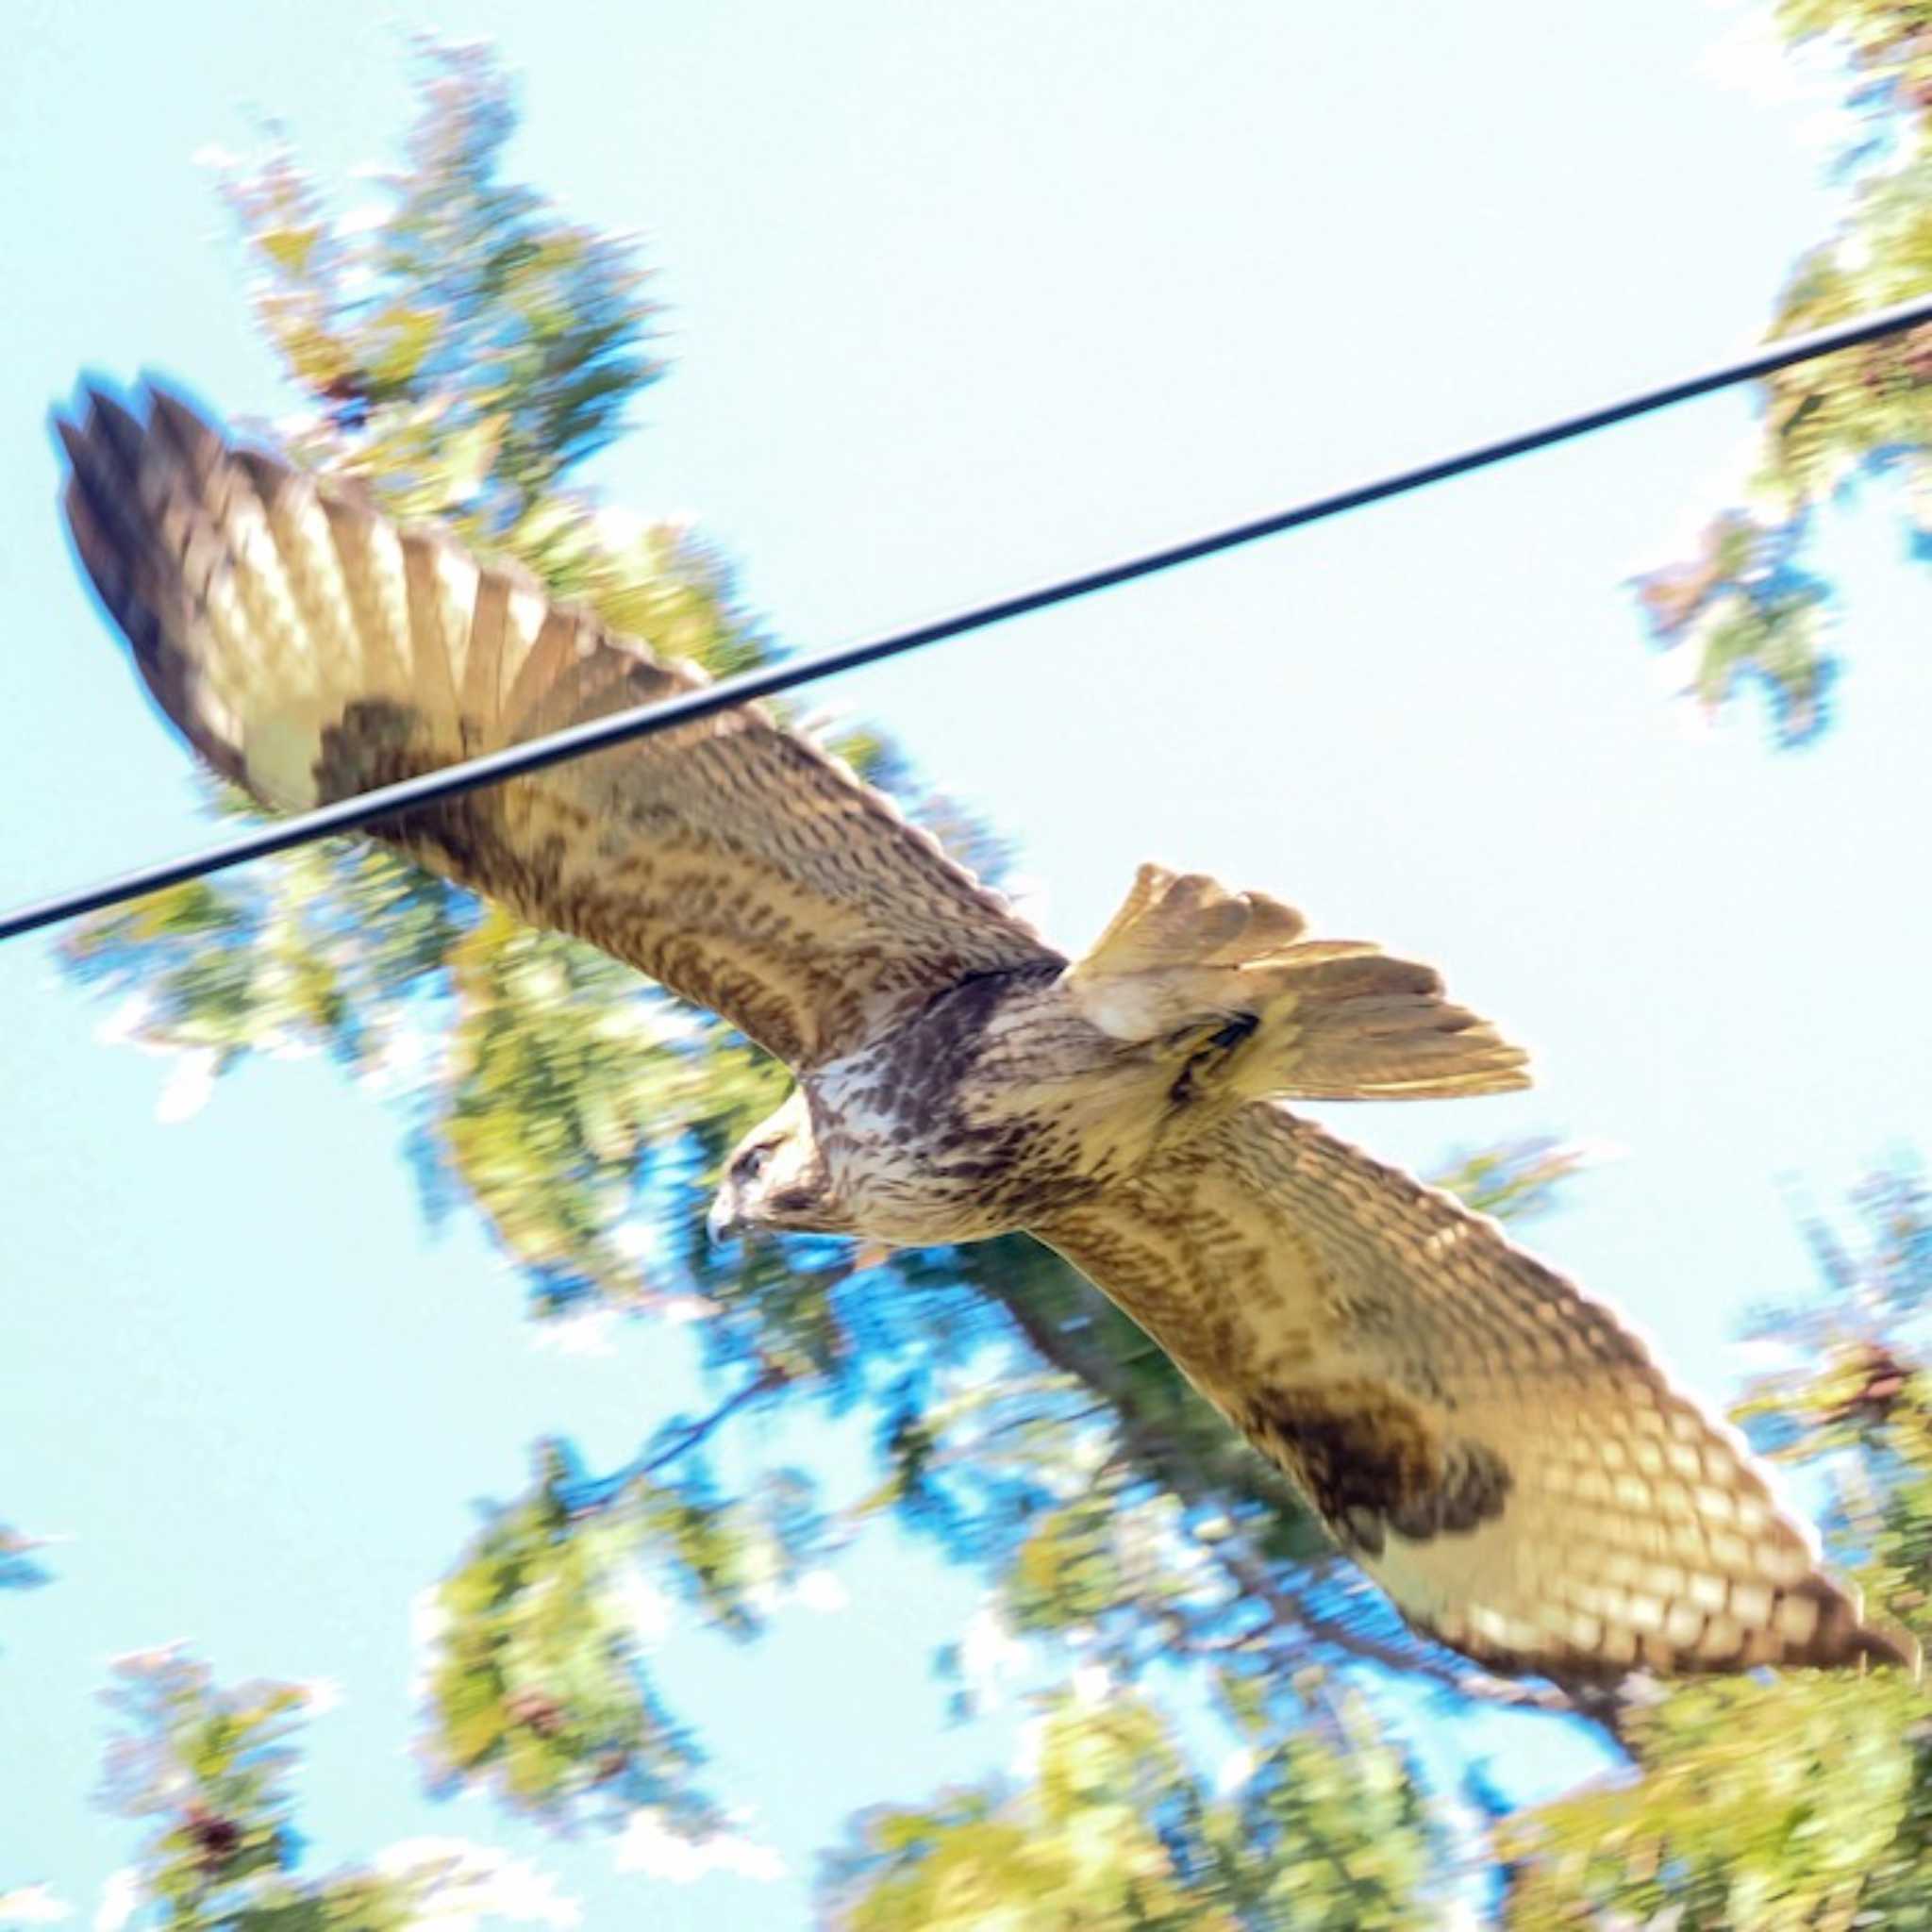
[5,1,1930,1923]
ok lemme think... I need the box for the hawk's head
[707,1088,850,1243]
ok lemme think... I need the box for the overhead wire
[8,291,1932,944]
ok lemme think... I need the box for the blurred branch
[545,1360,791,1515]
[1210,1541,1582,1723]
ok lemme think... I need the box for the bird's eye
[733,1142,774,1183]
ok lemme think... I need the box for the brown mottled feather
[1034,1104,1904,1679]
[57,380,1058,1066]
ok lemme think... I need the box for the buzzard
[56,378,1902,1682]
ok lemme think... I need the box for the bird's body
[55,376,1909,1683]
[800,964,1175,1245]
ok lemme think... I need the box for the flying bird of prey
[56,378,1902,1683]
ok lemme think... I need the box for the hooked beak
[705,1190,741,1250]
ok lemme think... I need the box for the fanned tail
[1067,863,1529,1103]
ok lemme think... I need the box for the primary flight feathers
[58,380,1053,1069]
[57,376,1906,1683]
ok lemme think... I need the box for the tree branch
[545,1361,790,1515]
[636,1361,789,1480]
[1208,1539,1581,1721]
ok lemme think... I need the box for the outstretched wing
[56,380,1058,1067]
[1032,1104,1902,1678]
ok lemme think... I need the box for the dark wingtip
[144,379,225,475]
[50,408,91,471]
[50,368,230,466]
[49,369,125,465]
[55,390,144,575]
[83,388,148,475]
[1846,1619,1918,1675]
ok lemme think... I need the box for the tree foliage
[1499,1673,1930,1930]
[1636,0,1932,745]
[821,1681,1441,1931]
[89,1648,575,1930]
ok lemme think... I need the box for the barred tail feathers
[1067,863,1529,1103]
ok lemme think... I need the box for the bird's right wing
[57,380,1058,1068]
[1032,1102,1904,1680]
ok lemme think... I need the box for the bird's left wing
[57,380,1058,1068]
[1031,1103,1903,1679]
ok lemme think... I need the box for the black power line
[8,291,1932,944]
